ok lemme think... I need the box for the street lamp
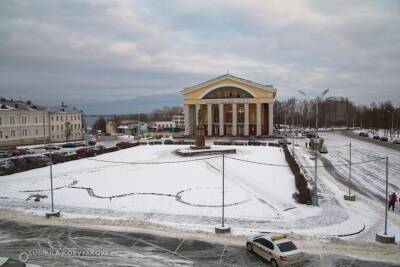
[298,89,330,206]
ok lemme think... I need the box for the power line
[87,155,222,165]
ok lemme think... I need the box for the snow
[0,145,319,229]
[2,136,400,241]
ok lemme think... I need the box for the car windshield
[277,241,297,252]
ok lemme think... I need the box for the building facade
[149,121,176,132]
[182,74,276,136]
[172,114,185,129]
[0,99,49,147]
[48,106,83,142]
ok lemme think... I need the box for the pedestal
[215,225,231,234]
[343,194,356,201]
[375,233,395,244]
[46,210,61,218]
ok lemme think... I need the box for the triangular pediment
[181,74,277,97]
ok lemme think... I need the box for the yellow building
[181,74,277,137]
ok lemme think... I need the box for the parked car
[373,135,380,140]
[0,256,41,267]
[380,137,388,142]
[164,139,173,145]
[0,151,9,158]
[0,159,15,169]
[94,145,106,151]
[247,234,304,267]
[116,141,131,149]
[76,147,95,156]
[393,139,400,144]
[45,145,61,150]
[62,143,77,148]
[88,140,96,146]
[9,149,26,157]
[76,142,87,147]
[359,132,369,137]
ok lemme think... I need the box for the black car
[373,135,380,140]
[380,137,388,142]
[359,132,369,137]
[164,139,173,145]
[88,140,96,146]
[62,143,76,148]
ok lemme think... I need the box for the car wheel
[271,259,278,267]
[246,243,253,252]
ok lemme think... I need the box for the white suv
[247,234,304,267]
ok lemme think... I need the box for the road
[341,131,400,152]
[0,219,398,267]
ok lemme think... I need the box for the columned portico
[182,74,277,137]
[218,103,224,136]
[244,103,249,136]
[207,103,212,136]
[232,103,237,136]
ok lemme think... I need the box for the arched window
[203,87,253,99]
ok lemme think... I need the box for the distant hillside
[84,93,182,115]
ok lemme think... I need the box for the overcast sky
[0,0,399,108]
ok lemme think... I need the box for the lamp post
[298,89,329,206]
[45,146,60,218]
[215,154,231,234]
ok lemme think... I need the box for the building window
[22,116,27,124]
[56,116,59,121]
[22,129,27,136]
[56,125,59,131]
[10,129,16,137]
[57,135,59,139]
[51,126,55,131]
[35,116,38,123]
[52,116,54,121]
[61,125,64,131]
[61,116,63,121]
[0,131,2,139]
[0,116,2,125]
[10,116,15,125]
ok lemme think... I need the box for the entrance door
[249,124,256,135]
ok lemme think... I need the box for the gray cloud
[0,0,399,109]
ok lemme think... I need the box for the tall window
[35,129,39,135]
[0,116,2,125]
[10,116,15,125]
[22,116,27,124]
[22,129,27,136]
[0,131,2,139]
[10,129,16,137]
[35,116,38,123]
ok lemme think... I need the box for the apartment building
[172,114,185,129]
[0,99,49,147]
[48,106,83,142]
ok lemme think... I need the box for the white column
[207,104,212,136]
[184,104,190,136]
[268,102,274,136]
[244,103,249,136]
[195,104,201,127]
[219,103,224,136]
[232,103,237,136]
[256,103,262,136]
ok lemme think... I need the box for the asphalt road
[341,131,400,152]
[0,220,398,267]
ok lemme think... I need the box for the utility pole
[384,156,388,235]
[215,154,230,233]
[298,89,329,206]
[344,142,355,201]
[222,153,225,228]
[45,147,60,218]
